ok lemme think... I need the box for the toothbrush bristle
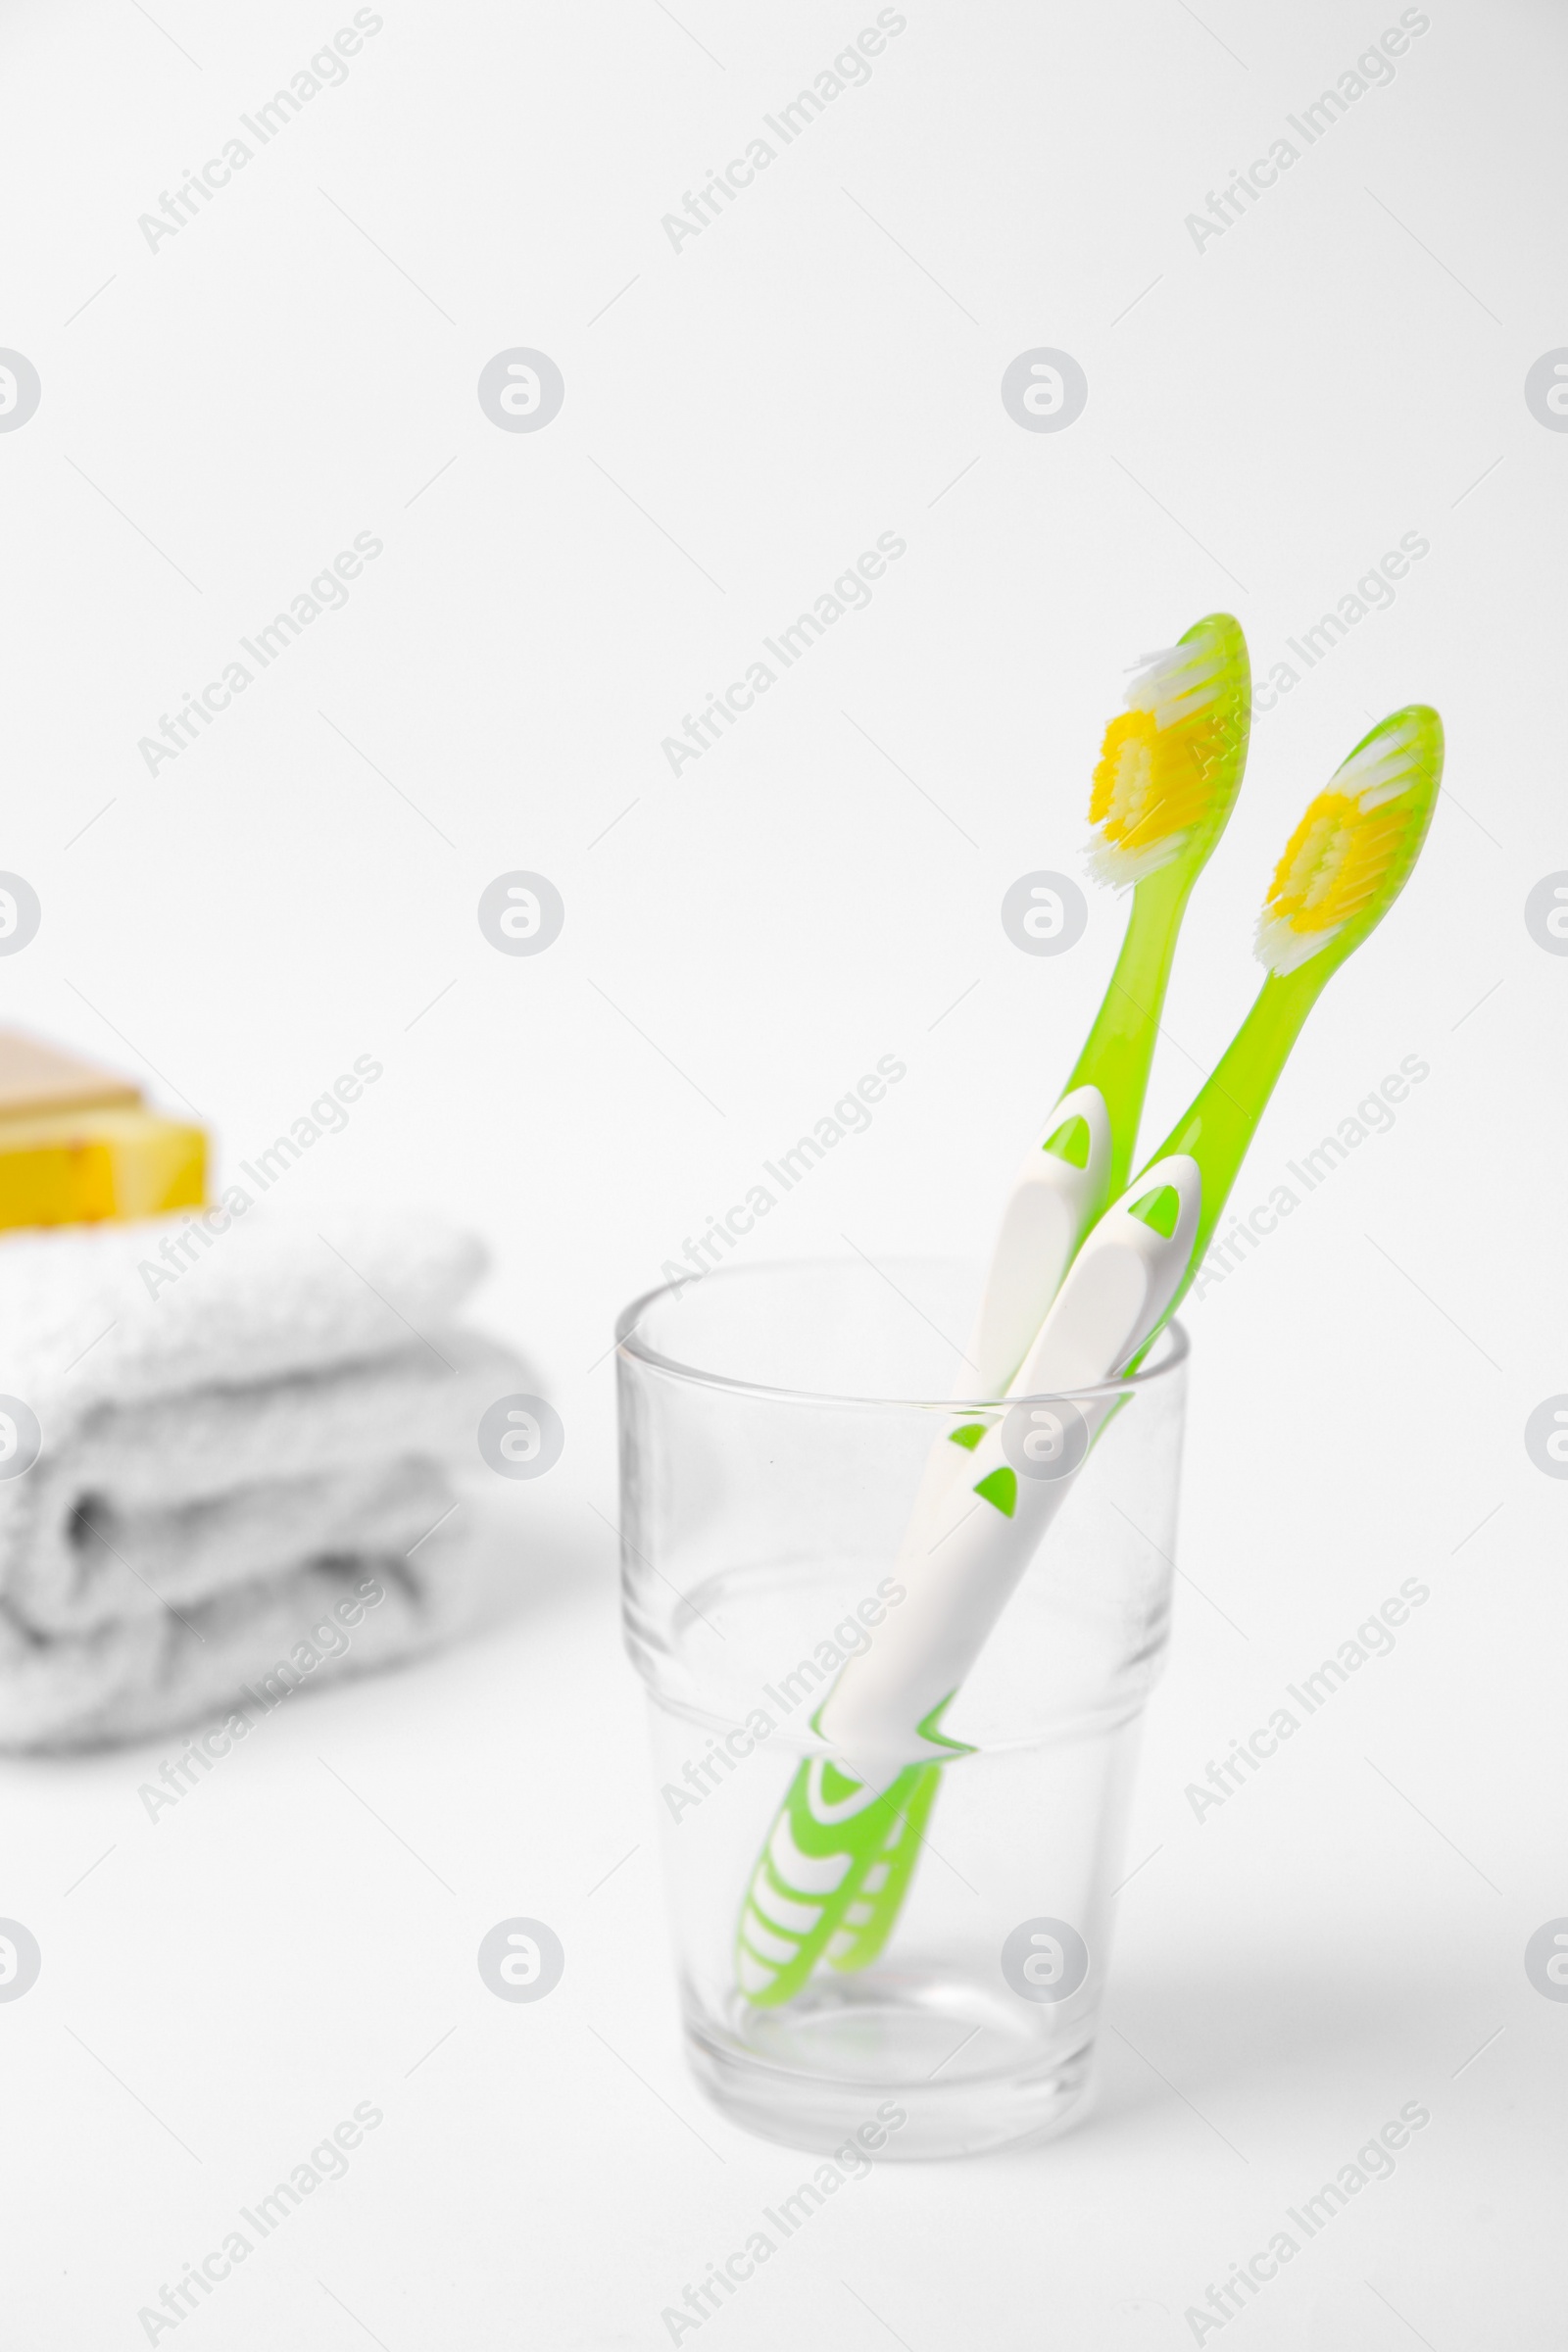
[1254,708,1443,975]
[1087,615,1249,887]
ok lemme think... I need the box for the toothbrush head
[1255,704,1444,978]
[1087,612,1251,888]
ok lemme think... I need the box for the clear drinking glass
[615,1257,1189,2159]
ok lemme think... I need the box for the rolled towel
[0,1206,529,1749]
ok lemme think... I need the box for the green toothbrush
[1067,612,1252,1200]
[820,698,1446,1716]
[760,703,1446,2008]
[1150,702,1446,1280]
[734,616,1253,2007]
[941,614,1253,1414]
[808,696,1447,1796]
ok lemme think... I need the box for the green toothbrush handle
[1066,861,1193,1199]
[1145,963,1323,1299]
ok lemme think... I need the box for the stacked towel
[0,1207,527,1749]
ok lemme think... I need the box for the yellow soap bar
[0,1106,206,1230]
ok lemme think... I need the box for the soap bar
[0,1029,142,1121]
[0,1107,206,1230]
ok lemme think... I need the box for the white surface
[2,0,1565,2344]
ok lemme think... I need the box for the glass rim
[613,1254,1190,1410]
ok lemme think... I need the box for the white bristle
[1155,676,1225,730]
[1123,631,1224,731]
[1331,725,1421,810]
[1255,913,1336,976]
[1086,829,1193,890]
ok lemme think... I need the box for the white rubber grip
[817,1155,1200,1784]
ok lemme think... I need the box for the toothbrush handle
[1144,965,1321,1290]
[1065,861,1191,1198]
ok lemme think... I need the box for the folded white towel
[0,1207,527,1749]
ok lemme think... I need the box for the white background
[2,0,1566,2343]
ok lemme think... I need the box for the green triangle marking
[916,1692,975,1758]
[973,1466,1017,1517]
[1129,1182,1181,1238]
[1044,1113,1091,1169]
[948,1422,986,1451]
[819,1758,861,1805]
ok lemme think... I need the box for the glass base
[685,1961,1096,2159]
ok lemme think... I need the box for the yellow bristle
[1086,625,1246,887]
[1089,709,1206,850]
[1264,791,1412,939]
[1254,710,1443,978]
